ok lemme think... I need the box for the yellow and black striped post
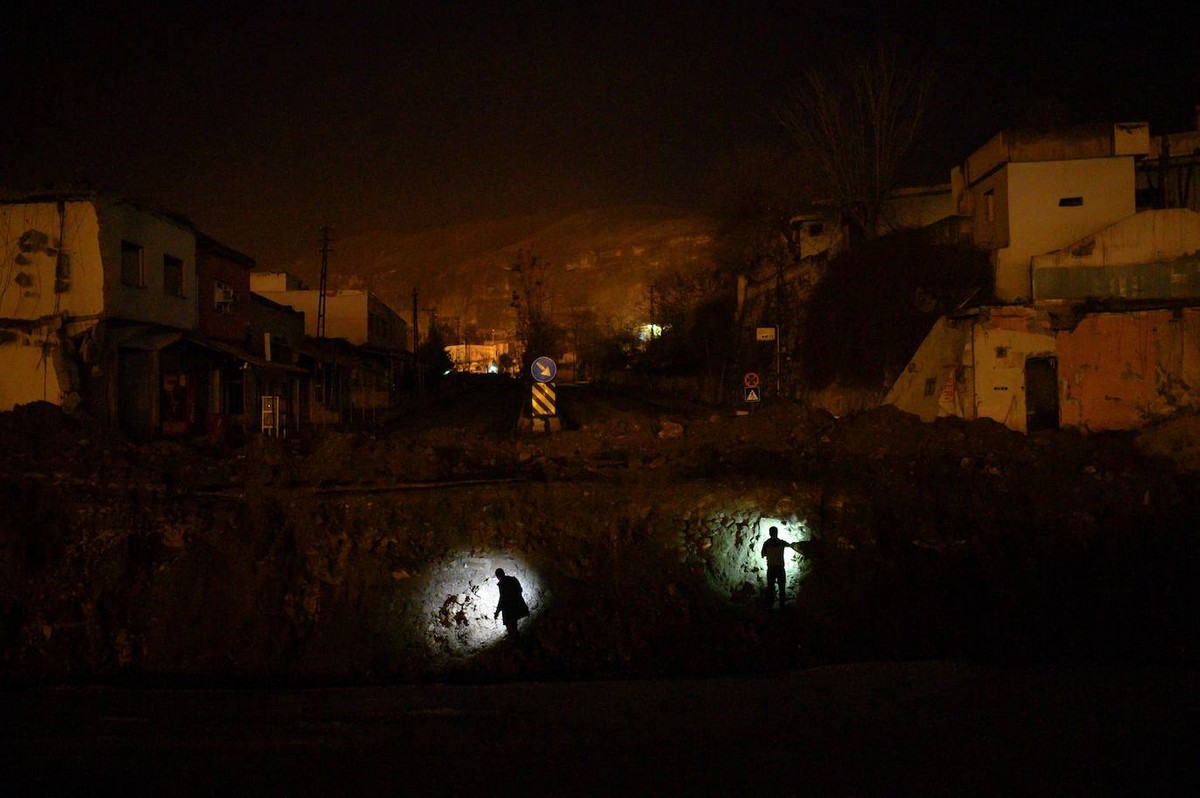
[531,381,556,417]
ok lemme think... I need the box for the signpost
[531,356,557,383]
[743,372,761,405]
[529,357,559,431]
[532,381,556,417]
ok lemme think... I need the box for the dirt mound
[1,390,1197,683]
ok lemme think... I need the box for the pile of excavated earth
[1,376,1197,684]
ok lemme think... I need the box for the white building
[250,272,407,351]
[1,193,198,413]
[953,122,1150,302]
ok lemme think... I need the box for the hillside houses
[0,192,411,440]
[886,109,1200,432]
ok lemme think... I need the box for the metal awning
[197,338,309,374]
[118,329,307,374]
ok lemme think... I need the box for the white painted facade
[250,277,406,350]
[968,157,1136,301]
[249,271,306,292]
[1,200,104,319]
[956,124,1148,302]
[1032,208,1200,269]
[884,308,1056,433]
[1031,209,1200,301]
[1,197,198,412]
[968,316,1056,430]
[99,201,199,329]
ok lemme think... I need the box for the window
[214,279,234,314]
[995,346,1009,359]
[120,240,144,287]
[163,255,184,297]
[924,377,937,397]
[984,189,995,222]
[1058,196,1084,207]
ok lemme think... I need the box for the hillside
[280,206,718,337]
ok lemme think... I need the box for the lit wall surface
[410,551,545,659]
[702,511,812,604]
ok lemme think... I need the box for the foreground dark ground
[1,375,1198,684]
[4,661,1195,797]
[3,378,1199,793]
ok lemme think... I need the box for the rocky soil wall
[2,393,1197,684]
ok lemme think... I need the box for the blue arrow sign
[744,386,761,403]
[531,356,557,383]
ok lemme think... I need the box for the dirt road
[3,661,1195,796]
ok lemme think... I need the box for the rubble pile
[0,386,1196,684]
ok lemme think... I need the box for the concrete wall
[1057,309,1200,430]
[254,287,408,349]
[98,200,198,330]
[970,310,1056,432]
[250,272,306,292]
[365,292,407,350]
[891,305,1200,434]
[197,245,253,343]
[1,201,105,319]
[1032,209,1200,301]
[968,167,1011,252]
[883,316,972,422]
[878,185,955,235]
[995,158,1135,301]
[0,332,65,410]
[249,294,305,358]
[252,289,367,343]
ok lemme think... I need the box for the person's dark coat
[496,573,530,629]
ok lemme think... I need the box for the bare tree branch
[779,46,933,241]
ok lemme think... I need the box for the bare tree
[778,46,932,241]
[508,249,562,371]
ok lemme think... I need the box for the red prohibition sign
[743,372,760,388]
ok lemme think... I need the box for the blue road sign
[744,386,762,403]
[531,356,557,383]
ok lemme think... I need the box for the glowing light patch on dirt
[413,552,544,659]
[704,513,812,604]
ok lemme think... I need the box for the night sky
[5,1,1198,266]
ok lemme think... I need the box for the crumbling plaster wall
[1032,209,1200,301]
[1057,309,1200,430]
[971,309,1056,432]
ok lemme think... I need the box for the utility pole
[316,225,334,425]
[318,226,333,341]
[411,288,419,351]
[412,287,422,394]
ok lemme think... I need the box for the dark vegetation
[801,231,992,390]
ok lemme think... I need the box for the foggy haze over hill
[280,206,718,338]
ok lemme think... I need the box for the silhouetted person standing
[494,568,529,638]
[760,526,794,608]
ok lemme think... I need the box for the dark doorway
[1025,355,1059,432]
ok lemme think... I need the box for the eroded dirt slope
[1,380,1197,683]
